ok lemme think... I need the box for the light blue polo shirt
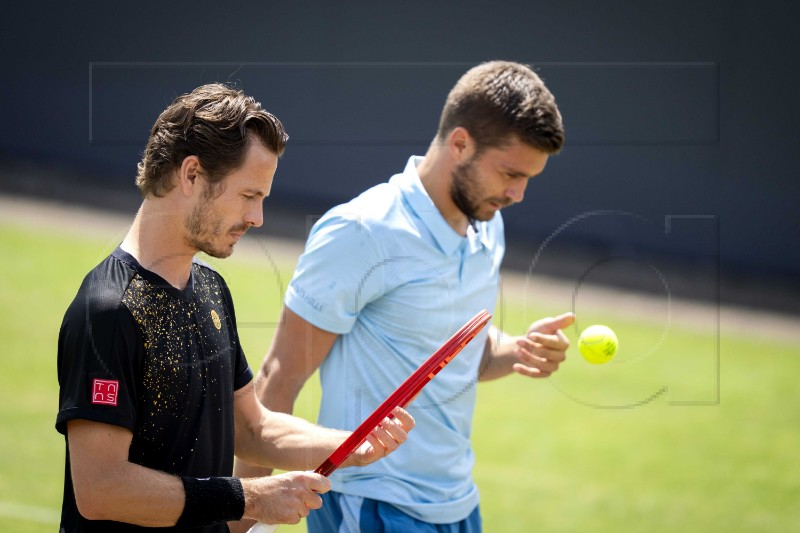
[285,156,504,524]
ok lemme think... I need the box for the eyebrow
[242,188,268,198]
[500,166,530,179]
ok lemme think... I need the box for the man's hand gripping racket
[248,310,492,533]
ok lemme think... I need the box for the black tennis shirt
[56,247,253,532]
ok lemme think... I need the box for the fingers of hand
[259,473,327,524]
[304,492,324,511]
[292,474,327,519]
[512,362,550,378]
[373,408,413,445]
[391,406,416,431]
[528,329,570,354]
[354,410,414,465]
[369,424,398,454]
[515,330,570,376]
[303,472,331,494]
[528,312,576,335]
[373,419,405,453]
[354,432,382,465]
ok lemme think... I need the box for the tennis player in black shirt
[56,83,414,532]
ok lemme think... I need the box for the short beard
[185,181,230,258]
[450,158,480,223]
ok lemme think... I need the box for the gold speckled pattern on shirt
[120,263,237,472]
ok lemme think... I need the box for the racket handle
[247,523,278,533]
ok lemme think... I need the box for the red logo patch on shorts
[92,379,119,406]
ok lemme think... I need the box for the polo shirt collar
[468,222,492,255]
[391,156,468,257]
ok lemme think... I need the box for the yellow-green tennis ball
[579,325,618,364]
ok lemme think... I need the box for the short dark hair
[436,61,564,154]
[135,83,289,198]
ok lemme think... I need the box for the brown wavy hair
[135,83,288,198]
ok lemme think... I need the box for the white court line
[0,500,60,524]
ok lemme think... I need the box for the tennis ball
[578,325,618,364]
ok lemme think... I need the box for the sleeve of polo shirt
[285,212,386,334]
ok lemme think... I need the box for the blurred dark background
[1,1,798,313]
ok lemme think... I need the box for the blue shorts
[307,491,482,533]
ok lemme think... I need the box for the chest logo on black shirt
[210,309,222,330]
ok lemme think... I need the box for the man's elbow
[73,478,115,521]
[258,359,308,409]
[74,493,105,521]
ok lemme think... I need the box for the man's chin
[201,244,235,259]
[473,210,499,222]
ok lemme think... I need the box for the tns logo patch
[92,379,119,406]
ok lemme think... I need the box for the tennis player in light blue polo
[233,61,574,533]
[287,155,502,526]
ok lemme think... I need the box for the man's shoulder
[341,180,400,212]
[79,252,136,304]
[325,180,412,232]
[61,252,136,330]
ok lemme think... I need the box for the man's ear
[447,127,476,164]
[177,155,202,196]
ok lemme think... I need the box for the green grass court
[1,219,798,531]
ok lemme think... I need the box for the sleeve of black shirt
[55,259,142,435]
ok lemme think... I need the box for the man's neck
[120,199,196,290]
[417,144,470,237]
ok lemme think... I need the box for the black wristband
[176,476,245,529]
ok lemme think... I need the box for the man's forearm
[478,326,521,381]
[234,401,347,472]
[261,410,348,471]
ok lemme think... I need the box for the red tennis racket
[315,308,491,475]
[249,309,491,533]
